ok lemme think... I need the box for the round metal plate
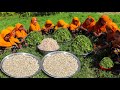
[0,52,42,78]
[41,51,81,78]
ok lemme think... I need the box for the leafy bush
[53,28,72,42]
[100,57,114,69]
[0,12,17,16]
[16,12,60,17]
[71,35,93,56]
[25,31,44,47]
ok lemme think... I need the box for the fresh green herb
[53,28,72,43]
[100,57,114,69]
[71,35,93,55]
[25,31,44,47]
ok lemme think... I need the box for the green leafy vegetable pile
[98,70,114,78]
[100,57,114,69]
[25,31,44,47]
[53,28,72,42]
[71,35,93,55]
